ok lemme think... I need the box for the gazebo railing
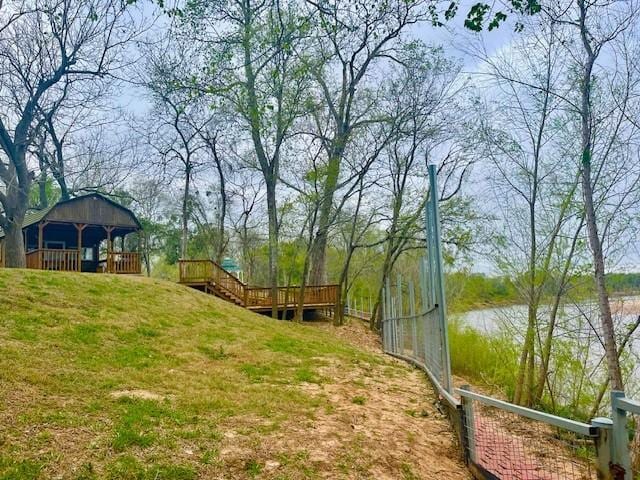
[103,251,141,274]
[26,249,80,271]
[23,248,141,274]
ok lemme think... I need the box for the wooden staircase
[178,260,339,313]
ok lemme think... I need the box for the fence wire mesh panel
[628,411,640,479]
[460,390,598,480]
[629,410,640,479]
[381,164,452,394]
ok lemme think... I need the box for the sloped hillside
[0,270,468,479]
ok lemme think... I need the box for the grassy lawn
[0,270,381,479]
[0,270,468,480]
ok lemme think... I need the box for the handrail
[245,284,339,308]
[178,260,339,309]
[105,251,141,274]
[613,395,640,415]
[456,387,597,437]
[26,248,80,272]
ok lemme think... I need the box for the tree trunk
[181,168,191,260]
[581,165,623,389]
[308,152,342,285]
[514,312,535,405]
[52,169,69,202]
[295,249,312,322]
[3,219,26,268]
[211,136,227,264]
[37,155,49,210]
[266,179,279,319]
[335,245,356,326]
[38,171,48,209]
[2,156,29,268]
[577,3,624,390]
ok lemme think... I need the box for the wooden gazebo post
[104,226,114,273]
[75,224,86,272]
[37,222,45,269]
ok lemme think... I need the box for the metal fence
[344,296,371,321]
[382,164,452,396]
[459,386,600,480]
[611,392,639,479]
[380,164,640,479]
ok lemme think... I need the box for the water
[456,295,640,385]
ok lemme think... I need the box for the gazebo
[0,193,142,274]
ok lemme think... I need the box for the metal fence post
[592,417,614,480]
[385,276,394,353]
[611,390,632,479]
[396,274,404,355]
[428,164,453,393]
[409,280,418,357]
[382,287,388,351]
[459,385,476,464]
[420,257,430,363]
[420,258,429,311]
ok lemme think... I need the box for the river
[456,295,640,387]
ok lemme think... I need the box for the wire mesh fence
[382,306,447,391]
[378,165,640,479]
[382,164,453,394]
[459,388,598,480]
[627,411,640,478]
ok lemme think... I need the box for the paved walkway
[472,416,593,480]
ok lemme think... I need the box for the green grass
[0,269,380,479]
[448,317,519,398]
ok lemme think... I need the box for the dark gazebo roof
[0,193,141,238]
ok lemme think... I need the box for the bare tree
[301,0,432,286]
[0,0,141,266]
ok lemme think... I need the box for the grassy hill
[0,270,467,480]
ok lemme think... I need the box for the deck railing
[178,259,338,309]
[244,285,339,308]
[26,249,80,271]
[178,259,214,283]
[25,250,39,269]
[23,248,141,274]
[105,251,141,274]
[211,261,246,301]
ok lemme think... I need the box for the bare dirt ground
[299,318,471,479]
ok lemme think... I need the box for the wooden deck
[178,260,339,313]
[24,248,141,274]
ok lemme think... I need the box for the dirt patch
[312,317,383,354]
[110,389,168,401]
[254,319,473,479]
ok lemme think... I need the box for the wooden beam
[38,222,44,269]
[75,223,86,272]
[103,226,115,273]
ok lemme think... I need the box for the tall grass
[448,318,519,399]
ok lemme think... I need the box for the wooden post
[38,222,45,269]
[75,224,86,272]
[104,226,114,273]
